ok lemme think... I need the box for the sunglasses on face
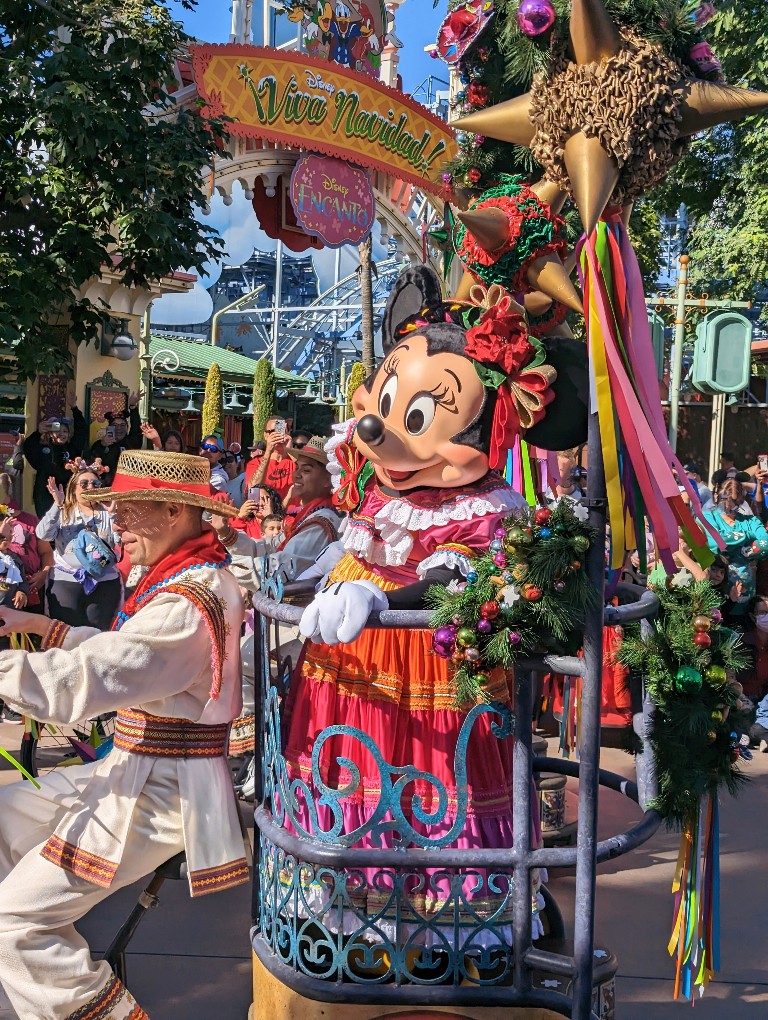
[293,441,307,449]
[200,444,220,453]
[78,481,102,489]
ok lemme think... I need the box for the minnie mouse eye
[404,394,436,436]
[378,374,398,419]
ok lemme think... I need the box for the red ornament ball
[480,601,500,619]
[694,631,712,647]
[534,507,552,525]
[468,168,482,184]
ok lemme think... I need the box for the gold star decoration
[453,0,768,237]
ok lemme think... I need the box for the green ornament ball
[675,666,702,691]
[705,665,727,683]
[456,627,478,648]
[573,535,590,552]
[506,526,525,545]
[711,709,724,724]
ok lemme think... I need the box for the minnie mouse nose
[356,414,385,447]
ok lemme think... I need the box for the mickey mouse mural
[279,264,587,948]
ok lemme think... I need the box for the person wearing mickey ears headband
[22,405,88,517]
[261,265,588,951]
[34,459,121,631]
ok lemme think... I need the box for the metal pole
[570,410,606,1020]
[511,669,533,994]
[271,240,283,368]
[667,253,690,450]
[139,304,153,424]
[708,392,726,486]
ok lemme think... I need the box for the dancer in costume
[0,450,246,1020]
[275,266,584,949]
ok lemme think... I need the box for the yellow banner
[191,46,457,194]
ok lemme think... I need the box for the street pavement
[0,722,765,1018]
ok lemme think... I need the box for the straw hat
[81,449,238,517]
[286,435,328,466]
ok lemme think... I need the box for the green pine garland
[617,571,750,830]
[427,500,598,706]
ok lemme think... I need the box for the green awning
[149,335,305,391]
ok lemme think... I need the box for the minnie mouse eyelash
[428,383,458,412]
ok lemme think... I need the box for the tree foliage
[202,362,223,437]
[252,357,276,440]
[346,361,367,419]
[649,2,768,305]
[0,0,226,377]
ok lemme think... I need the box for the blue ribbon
[73,569,98,595]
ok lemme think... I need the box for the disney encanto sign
[191,45,457,194]
[290,154,374,248]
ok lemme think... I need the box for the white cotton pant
[0,762,185,1020]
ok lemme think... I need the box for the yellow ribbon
[583,250,626,569]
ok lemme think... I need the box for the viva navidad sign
[191,46,457,194]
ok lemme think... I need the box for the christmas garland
[616,566,750,999]
[617,568,749,829]
[427,499,598,705]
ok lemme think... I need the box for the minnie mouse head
[349,265,587,494]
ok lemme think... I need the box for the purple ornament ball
[493,552,507,567]
[517,0,556,37]
[442,173,453,183]
[508,631,522,646]
[495,527,506,539]
[477,618,493,634]
[434,626,457,647]
[433,642,454,659]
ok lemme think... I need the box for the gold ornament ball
[693,615,712,632]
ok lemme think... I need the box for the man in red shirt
[245,417,294,501]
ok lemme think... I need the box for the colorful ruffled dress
[281,469,547,946]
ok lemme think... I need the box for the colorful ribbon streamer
[669,793,720,999]
[578,216,721,571]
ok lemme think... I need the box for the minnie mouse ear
[524,337,589,451]
[381,264,444,353]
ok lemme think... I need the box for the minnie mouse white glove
[299,580,389,646]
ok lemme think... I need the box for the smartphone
[758,454,768,473]
[105,427,116,441]
[48,421,62,434]
[273,419,286,436]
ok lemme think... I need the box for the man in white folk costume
[0,450,247,1020]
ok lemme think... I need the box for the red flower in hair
[464,296,533,376]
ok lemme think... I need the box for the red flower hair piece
[464,285,556,468]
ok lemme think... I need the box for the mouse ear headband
[385,268,556,468]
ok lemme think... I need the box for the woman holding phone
[246,417,294,500]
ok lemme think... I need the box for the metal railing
[249,416,661,1019]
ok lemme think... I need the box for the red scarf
[280,497,335,545]
[120,528,228,621]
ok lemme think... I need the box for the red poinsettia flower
[464,296,533,376]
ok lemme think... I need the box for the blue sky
[170,0,447,96]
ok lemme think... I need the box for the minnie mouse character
[280,266,587,947]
